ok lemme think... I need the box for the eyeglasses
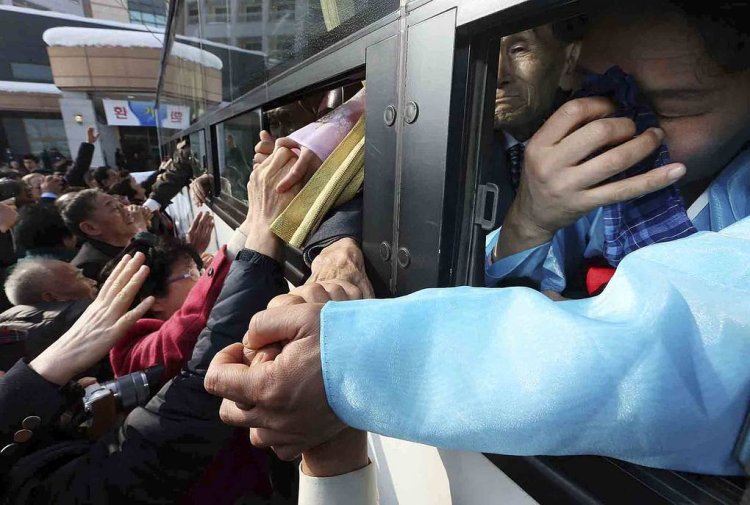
[167,266,202,284]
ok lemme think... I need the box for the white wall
[58,91,106,166]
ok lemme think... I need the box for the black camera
[83,365,164,413]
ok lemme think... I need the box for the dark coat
[64,143,95,188]
[0,249,287,504]
[70,239,122,282]
[148,142,198,208]
[0,300,90,369]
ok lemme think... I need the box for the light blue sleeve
[484,227,552,288]
[321,217,750,476]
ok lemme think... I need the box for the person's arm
[8,248,288,504]
[321,218,750,476]
[144,142,196,211]
[65,128,97,187]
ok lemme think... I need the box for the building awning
[43,27,223,102]
[0,80,62,112]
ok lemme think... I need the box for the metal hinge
[474,183,499,231]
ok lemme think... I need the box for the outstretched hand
[30,253,154,385]
[187,211,214,254]
[190,173,213,207]
[252,130,323,193]
[205,280,364,462]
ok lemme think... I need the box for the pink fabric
[288,88,366,162]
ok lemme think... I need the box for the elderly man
[495,20,583,191]
[0,259,96,370]
[204,0,750,497]
[62,189,150,281]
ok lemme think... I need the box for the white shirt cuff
[298,462,378,505]
[143,199,161,212]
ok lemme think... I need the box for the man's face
[22,174,43,201]
[579,11,750,182]
[85,193,137,241]
[23,159,37,172]
[496,26,572,139]
[48,262,97,301]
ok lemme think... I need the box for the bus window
[188,130,208,179]
[214,110,261,204]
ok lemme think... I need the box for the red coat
[109,247,231,380]
[109,246,272,503]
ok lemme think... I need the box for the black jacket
[0,300,90,369]
[70,239,122,282]
[65,143,95,188]
[0,249,287,504]
[148,142,199,208]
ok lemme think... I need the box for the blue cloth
[321,216,750,475]
[486,146,750,293]
[574,67,697,266]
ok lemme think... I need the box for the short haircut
[4,259,58,305]
[60,188,100,237]
[108,178,137,202]
[550,15,590,43]
[0,178,22,201]
[93,166,113,187]
[15,204,73,251]
[22,154,38,163]
[101,235,202,304]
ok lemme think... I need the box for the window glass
[188,130,208,179]
[216,109,261,203]
[10,63,53,83]
[23,118,70,158]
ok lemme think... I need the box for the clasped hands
[205,281,368,477]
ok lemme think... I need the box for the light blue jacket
[319,152,750,476]
[485,148,750,292]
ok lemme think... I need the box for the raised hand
[187,211,214,254]
[30,253,154,385]
[86,127,100,145]
[190,173,213,207]
[41,174,65,195]
[496,96,687,260]
[252,131,323,193]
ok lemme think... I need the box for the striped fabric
[574,66,697,266]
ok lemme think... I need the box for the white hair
[4,259,60,306]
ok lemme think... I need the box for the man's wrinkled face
[86,193,136,239]
[48,262,97,301]
[496,26,571,139]
[579,11,750,182]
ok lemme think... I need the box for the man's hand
[30,253,154,385]
[241,147,302,260]
[0,201,18,233]
[86,127,99,145]
[252,131,323,193]
[187,211,214,254]
[129,204,151,233]
[205,280,364,461]
[41,174,64,195]
[205,303,342,461]
[495,97,687,260]
[190,173,213,207]
[309,238,374,299]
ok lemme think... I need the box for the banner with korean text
[103,100,190,129]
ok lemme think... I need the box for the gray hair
[4,259,60,306]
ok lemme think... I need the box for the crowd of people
[0,0,748,503]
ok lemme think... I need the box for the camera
[83,365,164,413]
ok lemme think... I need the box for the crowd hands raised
[2,0,750,503]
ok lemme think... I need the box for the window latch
[474,183,499,231]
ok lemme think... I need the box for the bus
[155,0,749,503]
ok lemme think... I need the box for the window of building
[238,37,262,51]
[22,118,70,158]
[10,63,53,83]
[187,1,199,24]
[268,0,295,21]
[238,0,262,22]
[129,0,167,27]
[208,5,228,23]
